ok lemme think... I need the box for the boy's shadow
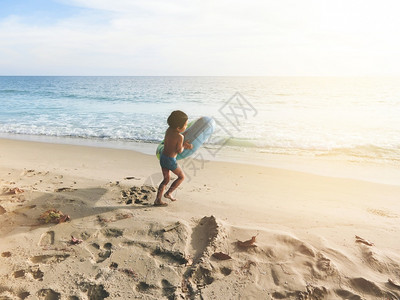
[0,184,156,240]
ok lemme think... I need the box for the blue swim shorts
[160,153,178,171]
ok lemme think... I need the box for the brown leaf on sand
[212,252,232,260]
[355,235,374,246]
[38,209,70,224]
[69,236,83,245]
[236,235,258,249]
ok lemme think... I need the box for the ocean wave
[0,89,30,95]
[0,128,161,144]
[1,126,399,165]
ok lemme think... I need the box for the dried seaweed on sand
[236,235,258,249]
[38,209,70,224]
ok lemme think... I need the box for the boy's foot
[154,200,168,206]
[164,193,177,201]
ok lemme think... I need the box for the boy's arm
[176,134,185,154]
[183,141,193,150]
[176,134,193,153]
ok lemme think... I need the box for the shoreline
[1,138,400,298]
[1,133,399,187]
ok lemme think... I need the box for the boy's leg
[164,166,185,201]
[154,168,170,206]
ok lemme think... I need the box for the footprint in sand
[152,246,188,265]
[121,185,156,205]
[101,227,124,238]
[220,267,232,276]
[0,288,30,300]
[39,230,55,247]
[13,266,44,281]
[18,291,31,299]
[30,254,70,264]
[311,253,338,280]
[136,282,157,294]
[316,254,333,272]
[79,282,109,299]
[13,269,25,278]
[90,242,113,263]
[161,279,177,298]
[193,266,215,286]
[37,288,61,300]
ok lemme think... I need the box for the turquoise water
[1,76,399,164]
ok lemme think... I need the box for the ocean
[1,76,399,166]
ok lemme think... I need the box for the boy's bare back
[162,127,184,158]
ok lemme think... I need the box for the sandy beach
[1,138,400,300]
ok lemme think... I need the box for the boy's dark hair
[167,110,188,129]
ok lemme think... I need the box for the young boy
[154,110,193,206]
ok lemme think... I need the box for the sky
[0,0,400,76]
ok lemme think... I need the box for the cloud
[1,0,400,75]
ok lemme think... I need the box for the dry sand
[1,138,400,300]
